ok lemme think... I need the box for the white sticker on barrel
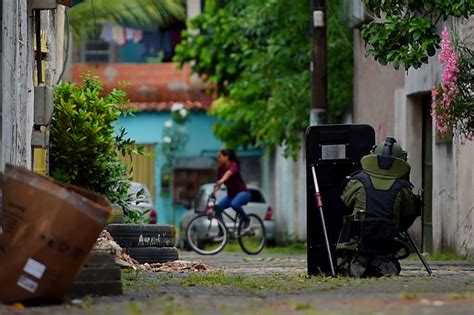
[17,275,38,293]
[23,258,46,279]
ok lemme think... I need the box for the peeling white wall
[1,0,34,169]
[1,2,59,170]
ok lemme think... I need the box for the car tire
[126,247,179,264]
[106,224,176,248]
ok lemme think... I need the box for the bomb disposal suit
[336,137,420,277]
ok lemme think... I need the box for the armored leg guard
[368,254,401,277]
[349,253,369,277]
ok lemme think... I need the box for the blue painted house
[119,107,222,225]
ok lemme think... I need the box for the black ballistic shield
[306,124,375,276]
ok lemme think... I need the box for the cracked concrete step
[83,250,116,268]
[68,250,123,297]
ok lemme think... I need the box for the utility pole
[307,0,330,277]
[310,0,327,125]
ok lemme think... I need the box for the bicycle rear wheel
[186,214,228,255]
[238,214,266,255]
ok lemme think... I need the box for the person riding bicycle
[336,137,420,277]
[214,149,251,230]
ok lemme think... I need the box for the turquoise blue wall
[118,111,224,226]
[118,111,222,155]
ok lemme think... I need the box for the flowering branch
[161,102,190,170]
[431,26,473,142]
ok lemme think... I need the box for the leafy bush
[124,208,151,224]
[50,74,141,211]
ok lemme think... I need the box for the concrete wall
[271,143,307,242]
[353,30,405,142]
[1,0,34,169]
[455,142,474,255]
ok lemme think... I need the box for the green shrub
[50,74,141,211]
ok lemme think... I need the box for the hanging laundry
[125,28,134,42]
[132,29,144,43]
[112,26,126,46]
[100,24,113,43]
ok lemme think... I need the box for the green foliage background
[361,0,474,69]
[174,0,353,158]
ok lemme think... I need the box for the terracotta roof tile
[71,64,216,108]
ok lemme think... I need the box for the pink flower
[439,27,453,64]
[431,26,461,136]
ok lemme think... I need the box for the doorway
[421,95,433,252]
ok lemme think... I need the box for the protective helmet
[371,137,407,160]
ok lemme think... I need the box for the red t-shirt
[217,162,248,197]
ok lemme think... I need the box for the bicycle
[186,192,266,255]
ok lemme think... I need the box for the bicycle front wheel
[238,214,266,255]
[186,214,228,255]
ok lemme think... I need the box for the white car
[127,181,157,224]
[179,183,275,248]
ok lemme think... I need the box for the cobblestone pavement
[1,251,473,315]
